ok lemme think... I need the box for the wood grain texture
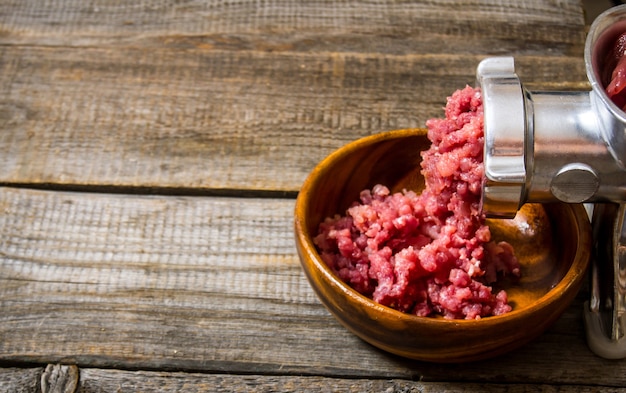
[0,367,41,393]
[1,0,617,390]
[74,368,626,393]
[0,0,588,192]
[41,364,79,393]
[4,366,623,393]
[1,187,626,387]
[0,0,585,54]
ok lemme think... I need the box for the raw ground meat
[603,32,626,110]
[314,86,521,320]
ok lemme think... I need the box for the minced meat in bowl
[314,87,520,320]
[294,89,591,362]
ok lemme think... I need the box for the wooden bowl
[294,128,592,363]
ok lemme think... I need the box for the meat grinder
[476,5,626,359]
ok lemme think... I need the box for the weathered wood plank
[3,366,623,393]
[0,367,41,393]
[1,187,626,386]
[0,0,585,57]
[0,0,587,193]
[74,368,626,393]
[0,46,586,192]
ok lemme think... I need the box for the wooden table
[1,1,623,391]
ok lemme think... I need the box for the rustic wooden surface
[1,0,624,391]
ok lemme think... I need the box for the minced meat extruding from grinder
[314,86,520,320]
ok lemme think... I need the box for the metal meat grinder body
[477,6,626,359]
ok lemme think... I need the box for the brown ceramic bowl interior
[294,128,592,363]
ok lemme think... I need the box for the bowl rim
[295,128,592,327]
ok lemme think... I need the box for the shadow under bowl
[294,128,592,363]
